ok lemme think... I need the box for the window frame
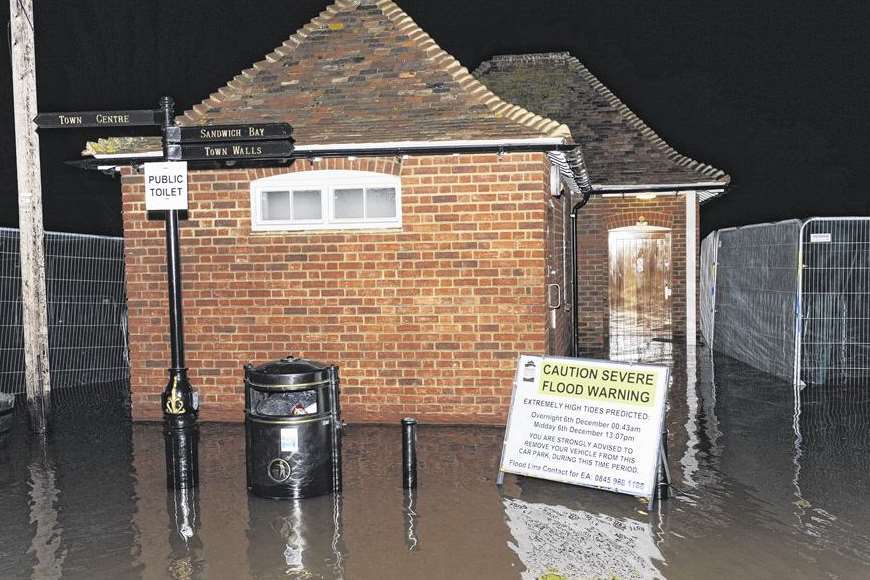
[250,170,402,232]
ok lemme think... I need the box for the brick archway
[606,210,674,231]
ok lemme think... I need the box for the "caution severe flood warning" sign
[498,355,669,498]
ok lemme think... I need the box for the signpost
[155,97,199,492]
[497,355,670,507]
[35,95,295,490]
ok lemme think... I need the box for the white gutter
[293,137,567,152]
[590,182,728,192]
[91,150,161,171]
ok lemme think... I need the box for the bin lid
[246,356,331,388]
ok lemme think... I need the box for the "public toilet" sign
[144,161,188,211]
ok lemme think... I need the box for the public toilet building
[89,3,727,423]
[89,0,590,423]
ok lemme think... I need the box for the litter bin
[244,356,342,499]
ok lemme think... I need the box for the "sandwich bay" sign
[498,355,669,498]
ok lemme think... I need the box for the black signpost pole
[158,96,200,491]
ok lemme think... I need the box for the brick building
[89,5,728,423]
[474,53,729,359]
[88,0,591,423]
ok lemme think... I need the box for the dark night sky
[1,0,868,236]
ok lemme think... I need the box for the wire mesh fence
[797,218,870,387]
[0,228,128,395]
[700,217,870,387]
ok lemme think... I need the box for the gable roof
[473,52,729,191]
[179,0,570,146]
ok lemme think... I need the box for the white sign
[810,232,832,243]
[144,161,188,211]
[500,355,669,497]
[280,427,299,453]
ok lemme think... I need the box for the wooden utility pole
[10,0,51,432]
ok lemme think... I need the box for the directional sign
[144,162,188,211]
[168,140,294,162]
[34,109,159,129]
[165,123,293,143]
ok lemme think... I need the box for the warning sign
[144,161,188,211]
[499,355,669,497]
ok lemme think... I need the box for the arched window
[250,170,402,231]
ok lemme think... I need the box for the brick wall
[121,153,551,424]
[574,194,693,355]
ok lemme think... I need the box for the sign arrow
[168,140,294,161]
[34,109,160,129]
[165,123,293,143]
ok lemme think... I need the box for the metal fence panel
[0,230,25,392]
[712,220,801,382]
[0,228,128,394]
[797,218,870,387]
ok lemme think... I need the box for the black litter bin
[244,356,342,499]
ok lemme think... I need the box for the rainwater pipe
[569,190,591,358]
[555,146,594,358]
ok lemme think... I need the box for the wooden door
[608,228,672,359]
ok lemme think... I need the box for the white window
[250,170,401,231]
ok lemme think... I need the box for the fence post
[10,0,52,432]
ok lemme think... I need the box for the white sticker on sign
[810,232,832,243]
[144,161,188,211]
[280,427,299,453]
[499,355,669,498]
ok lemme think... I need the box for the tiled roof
[473,52,729,188]
[179,0,570,145]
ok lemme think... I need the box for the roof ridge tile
[374,0,570,139]
[473,50,729,185]
[182,0,572,141]
[558,54,728,181]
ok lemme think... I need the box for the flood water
[1,349,869,579]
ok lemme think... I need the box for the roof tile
[178,1,570,145]
[473,52,729,187]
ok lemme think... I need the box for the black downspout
[569,190,591,357]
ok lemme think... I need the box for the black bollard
[401,418,418,489]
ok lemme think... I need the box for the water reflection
[27,434,65,580]
[246,492,345,579]
[502,496,664,579]
[402,490,419,552]
[165,486,203,580]
[2,356,870,578]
